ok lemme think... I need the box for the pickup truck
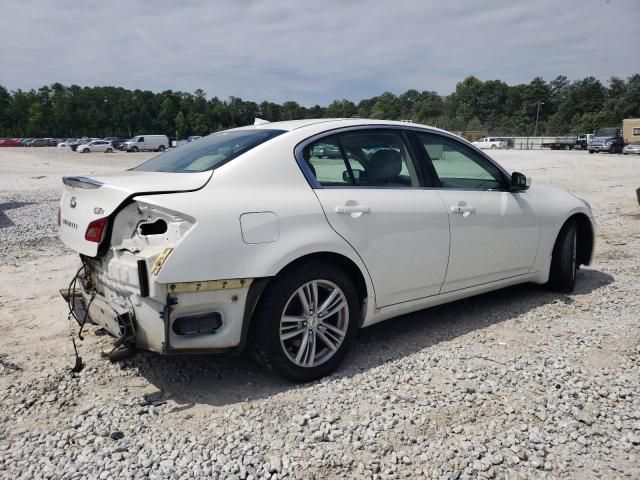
[471,137,506,149]
[589,128,625,154]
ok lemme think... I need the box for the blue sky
[0,0,638,105]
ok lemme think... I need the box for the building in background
[623,118,640,143]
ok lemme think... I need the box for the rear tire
[252,261,358,382]
[158,145,166,152]
[547,220,578,293]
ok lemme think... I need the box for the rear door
[413,131,540,292]
[302,128,450,307]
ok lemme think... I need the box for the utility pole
[534,101,544,137]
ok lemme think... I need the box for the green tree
[175,111,188,139]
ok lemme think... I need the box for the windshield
[595,128,617,137]
[133,129,285,172]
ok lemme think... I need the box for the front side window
[134,129,285,172]
[138,137,144,142]
[302,130,420,188]
[416,133,505,190]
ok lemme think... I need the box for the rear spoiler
[62,177,104,189]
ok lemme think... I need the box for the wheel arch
[273,251,369,307]
[236,251,372,355]
[559,212,595,266]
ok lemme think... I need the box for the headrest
[368,149,402,181]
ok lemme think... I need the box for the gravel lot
[1,147,639,479]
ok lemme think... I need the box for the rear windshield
[133,129,285,172]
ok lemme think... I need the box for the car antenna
[254,118,270,125]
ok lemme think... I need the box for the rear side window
[134,129,285,172]
[302,130,420,188]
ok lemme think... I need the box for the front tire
[106,148,113,153]
[252,261,359,382]
[547,220,578,293]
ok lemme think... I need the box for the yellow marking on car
[168,278,253,293]
[150,247,173,275]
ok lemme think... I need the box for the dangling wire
[77,292,96,341]
[67,262,87,373]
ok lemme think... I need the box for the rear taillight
[56,206,61,226]
[84,217,108,243]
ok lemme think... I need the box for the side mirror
[511,171,531,192]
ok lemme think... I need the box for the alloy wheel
[279,279,349,368]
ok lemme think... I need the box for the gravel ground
[0,147,639,479]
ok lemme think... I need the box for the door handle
[450,205,475,217]
[335,205,371,214]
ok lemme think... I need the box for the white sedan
[76,140,114,153]
[57,119,595,381]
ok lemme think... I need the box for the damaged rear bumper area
[61,260,259,357]
[62,285,135,354]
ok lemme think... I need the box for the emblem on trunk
[94,207,104,215]
[70,197,77,208]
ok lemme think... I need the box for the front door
[302,129,451,307]
[413,132,541,292]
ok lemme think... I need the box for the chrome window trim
[294,124,511,190]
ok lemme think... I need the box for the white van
[122,135,169,152]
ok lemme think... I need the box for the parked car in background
[58,139,78,148]
[471,137,507,149]
[76,140,115,153]
[103,137,120,148]
[589,127,624,154]
[58,119,594,381]
[0,138,22,147]
[110,138,129,150]
[30,139,49,147]
[70,138,92,151]
[121,135,169,152]
[187,136,202,142]
[21,138,33,146]
[622,141,640,155]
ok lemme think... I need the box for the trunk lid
[58,170,211,256]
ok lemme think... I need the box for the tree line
[0,74,638,139]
